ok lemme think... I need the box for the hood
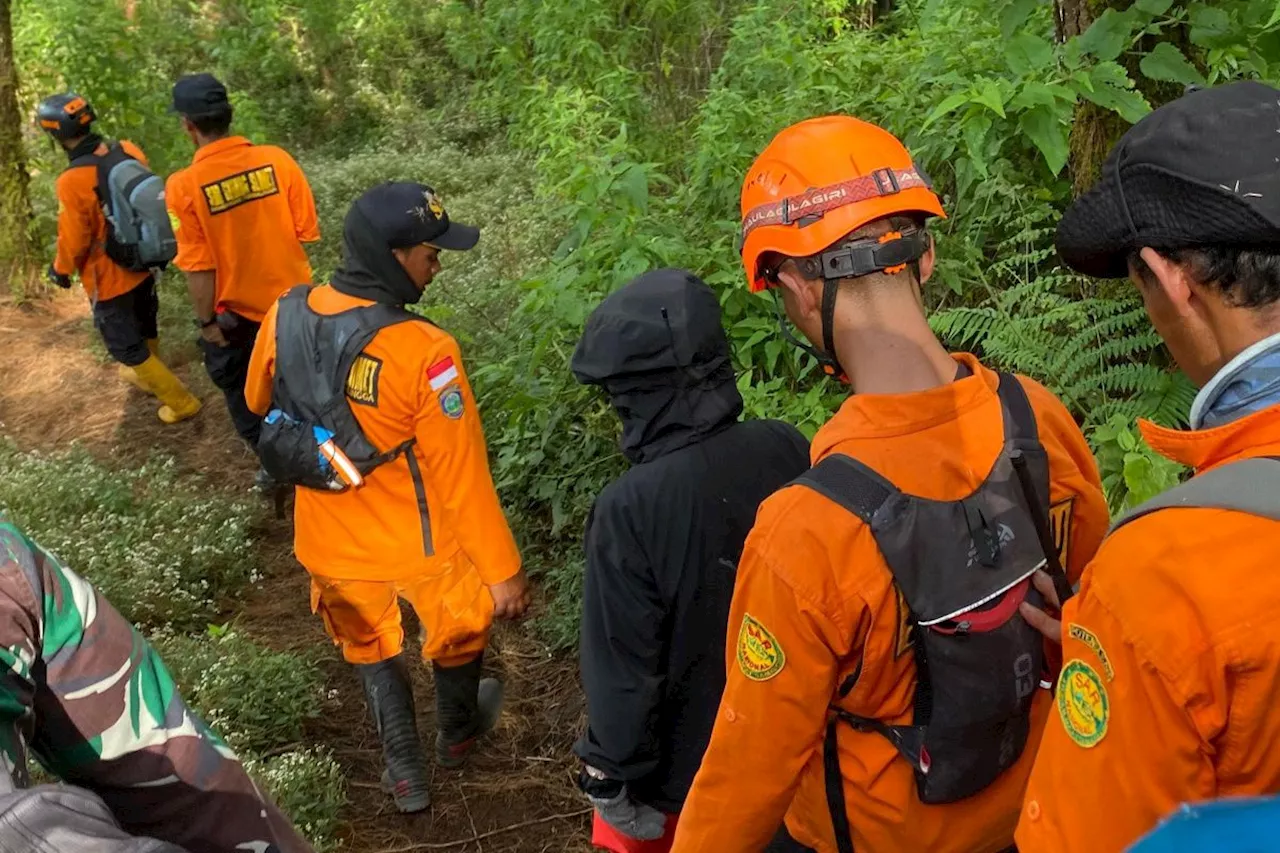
[330,202,423,306]
[572,268,742,464]
[65,133,103,163]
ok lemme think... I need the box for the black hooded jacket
[330,202,424,306]
[570,269,810,811]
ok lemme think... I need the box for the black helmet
[35,93,96,141]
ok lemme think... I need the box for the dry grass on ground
[0,288,593,853]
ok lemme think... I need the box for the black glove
[578,766,666,841]
[46,265,71,289]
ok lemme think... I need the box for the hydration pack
[793,373,1067,851]
[257,286,418,491]
[69,143,176,273]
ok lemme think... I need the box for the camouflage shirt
[0,520,313,853]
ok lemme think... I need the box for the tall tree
[0,0,31,274]
[1057,0,1191,194]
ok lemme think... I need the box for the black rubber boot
[356,657,431,813]
[433,655,504,768]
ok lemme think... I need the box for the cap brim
[1056,172,1135,280]
[430,221,480,251]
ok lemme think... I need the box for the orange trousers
[309,552,493,667]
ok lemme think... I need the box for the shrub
[0,444,258,630]
[150,626,325,756]
[245,747,346,852]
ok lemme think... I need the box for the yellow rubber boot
[118,342,162,392]
[132,355,202,424]
[117,364,150,393]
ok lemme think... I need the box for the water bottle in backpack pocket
[259,411,362,492]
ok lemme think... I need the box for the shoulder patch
[1049,497,1074,568]
[346,354,383,406]
[427,355,459,392]
[1067,623,1114,680]
[737,614,785,682]
[167,208,181,233]
[439,384,465,420]
[1057,659,1109,748]
[201,164,279,215]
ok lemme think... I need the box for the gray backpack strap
[792,454,898,525]
[1111,457,1280,533]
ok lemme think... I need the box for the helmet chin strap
[771,288,846,382]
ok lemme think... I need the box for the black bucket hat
[1057,81,1280,279]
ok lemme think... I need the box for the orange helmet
[739,115,946,292]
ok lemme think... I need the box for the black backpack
[257,286,419,491]
[68,143,176,273]
[792,373,1070,852]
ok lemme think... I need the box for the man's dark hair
[185,105,233,137]
[1129,247,1280,309]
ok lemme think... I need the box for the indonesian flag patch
[427,356,460,392]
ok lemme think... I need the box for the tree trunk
[1057,0,1190,195]
[0,0,32,274]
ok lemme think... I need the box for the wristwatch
[194,316,218,330]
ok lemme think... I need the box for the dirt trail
[0,290,592,853]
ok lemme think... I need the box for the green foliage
[150,626,325,756]
[244,747,346,852]
[1091,414,1188,512]
[0,443,259,630]
[12,0,1276,648]
[150,625,343,848]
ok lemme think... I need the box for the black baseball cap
[171,73,230,116]
[351,182,479,251]
[1057,81,1280,279]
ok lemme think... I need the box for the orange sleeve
[165,172,216,272]
[283,153,320,244]
[413,338,520,586]
[671,513,857,853]
[1016,556,1217,853]
[244,300,281,416]
[53,172,93,277]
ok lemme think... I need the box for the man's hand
[200,321,230,348]
[489,569,531,620]
[46,265,71,289]
[1019,570,1063,644]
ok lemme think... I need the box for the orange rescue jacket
[244,285,521,585]
[165,136,319,322]
[670,354,1109,853]
[53,140,151,303]
[1017,405,1280,853]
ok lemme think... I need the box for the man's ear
[1139,247,1195,316]
[775,263,821,319]
[917,232,936,286]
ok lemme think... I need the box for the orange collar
[1140,405,1280,473]
[192,135,251,164]
[812,352,995,451]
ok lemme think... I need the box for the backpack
[257,285,420,491]
[792,373,1069,852]
[69,143,176,273]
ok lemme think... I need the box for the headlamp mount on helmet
[765,225,932,381]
